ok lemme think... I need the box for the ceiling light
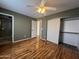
[37,6,46,14]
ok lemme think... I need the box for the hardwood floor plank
[0,38,79,59]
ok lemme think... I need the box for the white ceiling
[0,0,79,18]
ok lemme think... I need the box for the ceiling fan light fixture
[37,6,46,14]
[37,8,42,13]
[41,8,46,13]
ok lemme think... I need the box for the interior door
[47,18,60,44]
[31,20,37,38]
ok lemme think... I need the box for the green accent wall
[0,8,35,41]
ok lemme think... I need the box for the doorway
[0,13,14,45]
[31,20,37,38]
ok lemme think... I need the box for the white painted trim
[14,37,36,43]
[14,38,30,43]
[0,12,15,43]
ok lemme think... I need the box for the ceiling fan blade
[40,0,48,6]
[46,7,57,10]
[26,5,36,7]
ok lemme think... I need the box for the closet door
[47,18,60,44]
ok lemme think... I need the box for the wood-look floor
[0,38,79,59]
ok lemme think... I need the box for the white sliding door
[47,18,60,44]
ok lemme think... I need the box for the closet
[59,17,79,49]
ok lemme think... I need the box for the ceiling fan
[26,0,56,14]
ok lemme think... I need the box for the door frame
[0,12,14,43]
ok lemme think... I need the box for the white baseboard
[14,38,30,43]
[14,37,36,43]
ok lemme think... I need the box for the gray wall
[0,8,35,41]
